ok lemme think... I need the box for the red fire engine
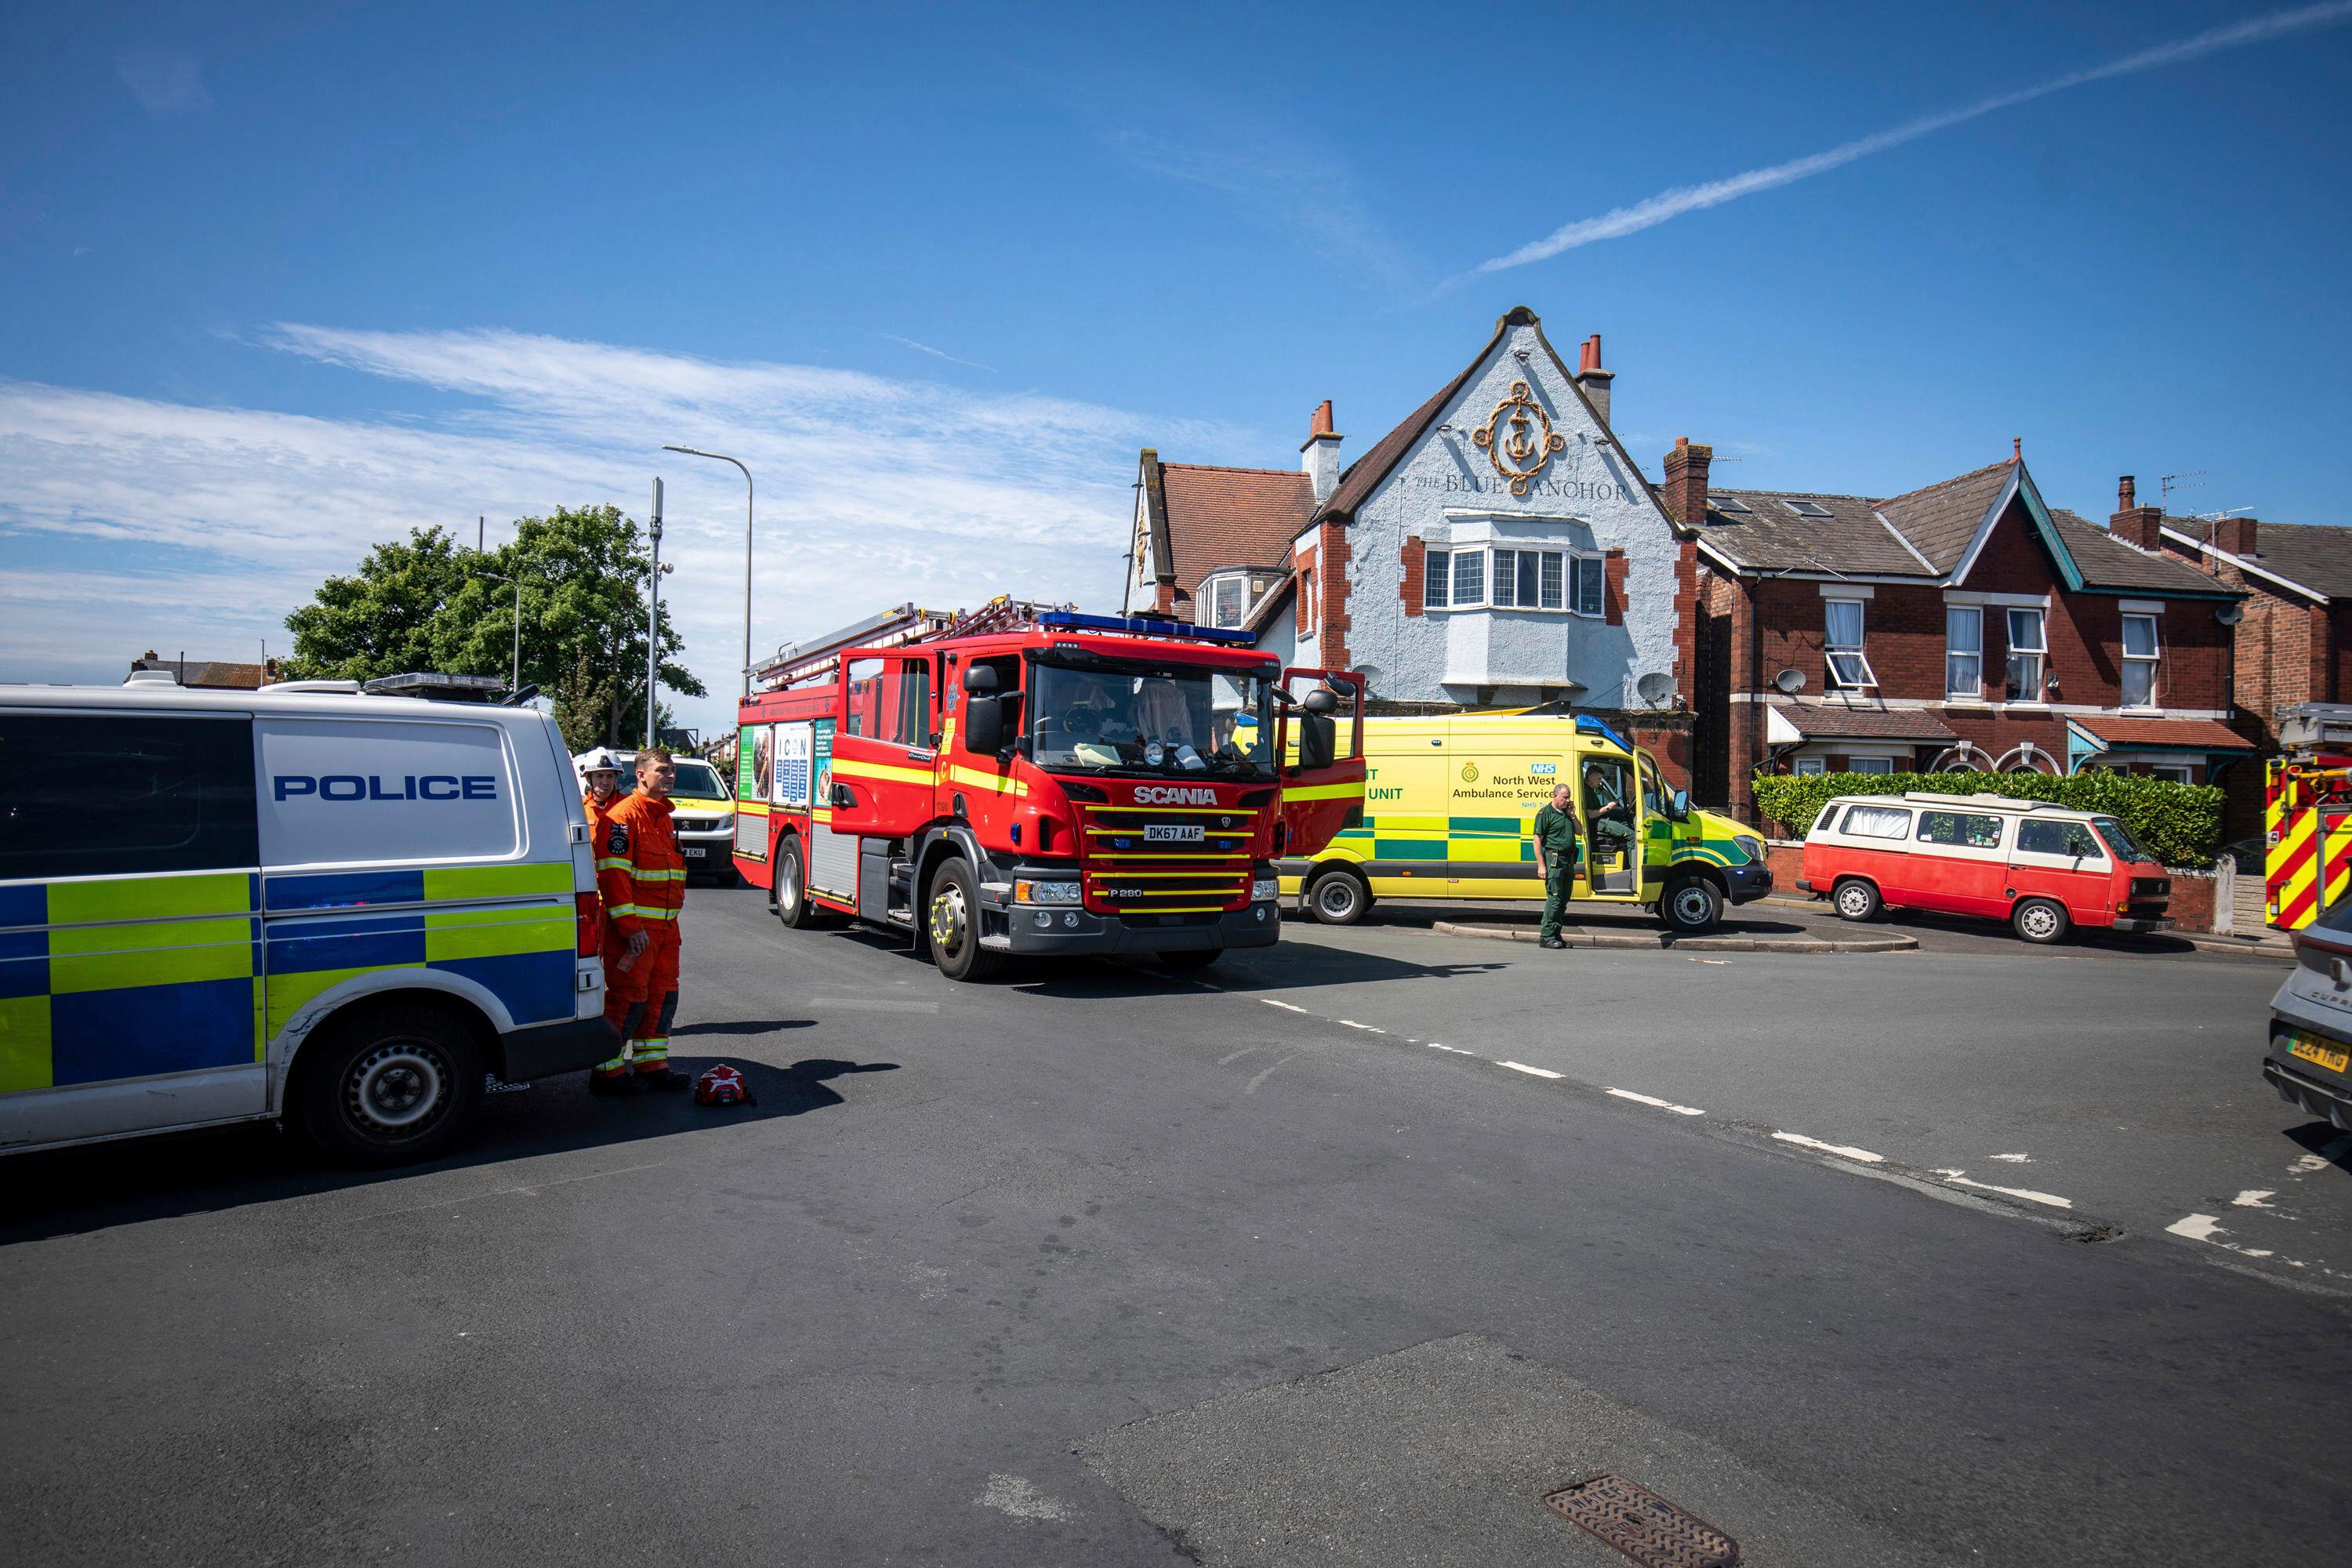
[731,598,1366,980]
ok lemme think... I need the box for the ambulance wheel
[2012,897,2071,945]
[926,858,1004,982]
[1305,867,1371,926]
[1831,877,1882,922]
[775,838,820,930]
[1660,874,1723,935]
[295,1004,482,1167]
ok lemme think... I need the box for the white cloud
[1472,0,2352,273]
[0,328,1241,738]
[115,44,214,118]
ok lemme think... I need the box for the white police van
[0,673,612,1164]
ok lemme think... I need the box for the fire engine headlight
[1733,835,1764,864]
[1014,879,1082,906]
[1252,876,1280,902]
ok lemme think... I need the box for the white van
[0,674,612,1164]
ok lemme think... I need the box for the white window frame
[2151,762,2191,783]
[1200,572,1247,630]
[1824,597,1876,690]
[2005,608,2047,702]
[1297,565,1317,636]
[1792,757,1826,777]
[1424,546,1600,618]
[2121,612,2160,710]
[1945,604,1983,700]
[1848,757,1895,775]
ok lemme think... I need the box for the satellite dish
[2215,602,2244,626]
[1773,667,1806,695]
[1635,672,1675,707]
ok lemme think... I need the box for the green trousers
[1538,862,1574,942]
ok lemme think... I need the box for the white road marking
[2233,1189,2277,1208]
[1933,1170,2073,1209]
[1218,1047,1257,1065]
[1244,1054,1301,1095]
[1428,1044,1474,1054]
[1773,1131,1885,1163]
[1497,1060,1566,1080]
[975,1474,1073,1524]
[1335,1020,1385,1033]
[1686,957,1731,964]
[1606,1087,1705,1116]
[2166,1213,2225,1240]
[1261,999,1309,1013]
[1988,1152,2032,1163]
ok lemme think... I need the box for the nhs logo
[1530,762,1558,775]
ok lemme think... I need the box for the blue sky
[5,1,2350,739]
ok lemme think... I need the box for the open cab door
[829,648,939,838]
[1279,668,1367,856]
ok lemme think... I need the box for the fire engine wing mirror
[962,664,999,695]
[965,695,1006,755]
[1296,713,1337,772]
[1301,688,1338,716]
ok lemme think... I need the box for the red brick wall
[1315,520,1352,668]
[1672,536,1700,703]
[2165,869,2216,934]
[1603,550,1627,626]
[1399,536,1424,619]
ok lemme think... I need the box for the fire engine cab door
[1279,668,1367,857]
[829,649,939,839]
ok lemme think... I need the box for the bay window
[1424,550,1449,610]
[1420,545,1603,616]
[1946,605,1983,699]
[1824,597,1875,689]
[2121,612,2159,707]
[1202,573,1246,629]
[2005,608,2046,701]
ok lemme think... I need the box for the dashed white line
[1427,1044,1474,1054]
[1335,1020,1385,1033]
[1934,1170,2073,1209]
[1260,998,1309,1013]
[1772,1131,1885,1163]
[1606,1087,1705,1116]
[1988,1152,2033,1163]
[1497,1060,1566,1080]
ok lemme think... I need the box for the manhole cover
[1542,1474,1740,1567]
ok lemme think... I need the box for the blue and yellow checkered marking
[1325,814,1752,875]
[2,863,579,1096]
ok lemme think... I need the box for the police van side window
[0,713,258,880]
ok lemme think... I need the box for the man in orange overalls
[591,748,691,1093]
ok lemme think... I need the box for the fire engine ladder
[749,597,1073,691]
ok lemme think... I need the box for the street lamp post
[647,477,664,749]
[480,572,524,693]
[661,445,756,699]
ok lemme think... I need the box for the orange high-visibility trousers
[596,926,681,1076]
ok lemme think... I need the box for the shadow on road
[0,1055,898,1247]
[2285,1120,2352,1174]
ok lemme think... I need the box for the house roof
[1240,573,1296,637]
[1148,459,1314,604]
[1875,461,2013,573]
[2044,507,2227,595]
[1775,701,1959,742]
[1696,489,1932,577]
[2071,714,2255,752]
[2169,517,2352,601]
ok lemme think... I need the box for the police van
[0,673,612,1165]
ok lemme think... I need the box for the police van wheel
[2012,897,2071,945]
[926,858,1004,982]
[1305,868,1371,926]
[1659,874,1722,935]
[775,839,819,930]
[296,1004,482,1167]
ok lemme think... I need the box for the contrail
[1475,1,2352,274]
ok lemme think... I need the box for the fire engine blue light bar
[1575,714,1633,753]
[1036,610,1256,646]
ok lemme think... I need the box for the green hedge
[1748,771,2225,869]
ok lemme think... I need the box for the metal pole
[510,578,523,693]
[662,446,755,698]
[647,477,664,749]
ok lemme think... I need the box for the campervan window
[1839,803,1912,840]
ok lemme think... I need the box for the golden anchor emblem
[1472,380,1567,497]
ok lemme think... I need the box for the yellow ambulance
[1275,713,1771,932]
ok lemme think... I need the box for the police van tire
[775,839,819,930]
[2012,896,2071,945]
[294,1004,483,1167]
[1305,867,1371,926]
[1660,874,1723,934]
[926,858,1004,982]
[1831,877,1882,923]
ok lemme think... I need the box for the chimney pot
[1310,398,1334,438]
[2118,474,2136,511]
[1572,333,1614,427]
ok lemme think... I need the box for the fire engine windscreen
[1029,659,1277,779]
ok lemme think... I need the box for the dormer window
[1200,572,1249,629]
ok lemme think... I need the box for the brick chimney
[2216,514,2259,557]
[1661,436,1712,527]
[1301,399,1342,505]
[2107,474,2164,551]
[1573,334,1613,428]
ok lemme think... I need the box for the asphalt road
[4,888,2349,1566]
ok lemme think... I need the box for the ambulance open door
[1279,668,1367,857]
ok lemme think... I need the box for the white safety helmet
[579,747,622,776]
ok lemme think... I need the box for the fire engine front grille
[1077,803,1259,916]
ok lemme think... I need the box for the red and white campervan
[1798,792,2171,943]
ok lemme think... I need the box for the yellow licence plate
[2288,1034,2351,1074]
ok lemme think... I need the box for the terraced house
[1674,445,2252,821]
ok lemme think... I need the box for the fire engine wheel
[1831,877,1882,922]
[2012,897,2071,945]
[926,858,1005,982]
[294,1004,482,1167]
[1659,874,1723,935]
[775,838,820,930]
[1305,866,1371,926]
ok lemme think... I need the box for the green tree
[285,505,703,752]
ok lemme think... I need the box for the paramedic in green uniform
[1533,782,1580,949]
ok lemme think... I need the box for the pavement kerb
[1430,920,1917,954]
[1755,893,2295,962]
